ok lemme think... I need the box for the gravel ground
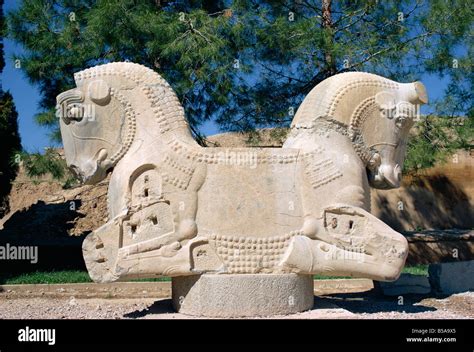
[0,291,472,319]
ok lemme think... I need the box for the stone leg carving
[118,163,207,258]
[82,216,123,283]
[117,196,196,259]
[115,237,211,279]
[279,204,408,281]
[82,214,205,282]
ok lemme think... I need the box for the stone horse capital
[57,63,427,314]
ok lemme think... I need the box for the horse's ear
[374,91,396,111]
[88,80,111,105]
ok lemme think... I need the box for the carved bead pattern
[74,62,189,164]
[291,74,400,166]
[163,155,194,176]
[108,88,136,165]
[292,116,377,167]
[326,78,398,118]
[208,232,300,273]
[166,138,328,166]
[304,158,343,189]
[349,97,377,131]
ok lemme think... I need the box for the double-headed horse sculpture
[57,62,427,283]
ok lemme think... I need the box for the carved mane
[74,62,196,149]
[291,72,400,128]
[288,72,427,167]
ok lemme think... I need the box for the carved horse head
[289,72,428,189]
[57,62,195,185]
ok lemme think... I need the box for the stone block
[429,261,474,294]
[379,273,431,295]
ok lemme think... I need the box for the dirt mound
[371,150,473,231]
[0,168,108,242]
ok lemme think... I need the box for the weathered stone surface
[279,206,409,281]
[429,261,474,294]
[57,62,427,315]
[314,278,373,295]
[379,273,431,296]
[172,274,314,317]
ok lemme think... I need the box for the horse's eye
[67,104,84,121]
[395,115,407,128]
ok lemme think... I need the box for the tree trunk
[321,0,337,76]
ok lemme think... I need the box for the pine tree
[5,0,473,171]
[0,0,22,216]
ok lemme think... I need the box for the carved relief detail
[58,63,425,284]
[108,88,137,165]
[303,157,343,189]
[326,78,398,117]
[208,232,300,273]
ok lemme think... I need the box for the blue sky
[2,0,449,152]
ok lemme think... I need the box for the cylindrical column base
[172,273,314,317]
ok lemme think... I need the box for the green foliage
[402,265,428,276]
[0,267,428,284]
[0,92,21,216]
[269,127,289,145]
[0,0,5,74]
[7,0,243,133]
[1,270,171,284]
[35,108,63,143]
[0,0,22,216]
[405,116,473,172]
[313,265,428,279]
[2,270,92,284]
[405,135,440,172]
[17,148,78,188]
[5,0,473,172]
[62,174,80,189]
[19,148,67,180]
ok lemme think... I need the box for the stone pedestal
[172,274,314,317]
[378,273,431,295]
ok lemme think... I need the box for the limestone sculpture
[57,62,428,316]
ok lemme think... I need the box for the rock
[378,273,431,295]
[429,261,474,294]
